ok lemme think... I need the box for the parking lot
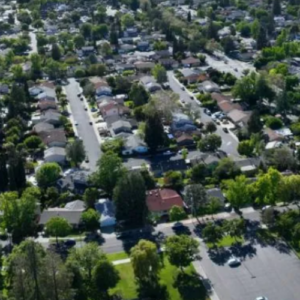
[200,243,300,300]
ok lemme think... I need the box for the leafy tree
[266,116,283,129]
[273,0,281,15]
[144,109,164,152]
[247,110,263,133]
[223,219,245,241]
[238,140,254,156]
[164,171,183,191]
[113,172,147,227]
[130,240,160,282]
[81,209,100,231]
[80,23,93,39]
[66,139,86,167]
[0,189,37,243]
[165,235,199,271]
[36,162,61,188]
[256,26,268,50]
[46,217,72,242]
[83,187,99,208]
[221,36,235,54]
[205,121,217,133]
[237,21,251,37]
[261,207,276,227]
[214,158,240,180]
[121,14,135,28]
[0,154,8,192]
[92,151,124,196]
[169,205,187,221]
[252,167,283,205]
[198,134,221,152]
[225,175,251,209]
[140,167,156,189]
[51,43,61,61]
[271,147,297,171]
[207,197,222,214]
[185,184,208,217]
[73,34,85,48]
[92,259,120,297]
[190,163,207,183]
[152,64,167,83]
[67,243,105,294]
[128,83,149,107]
[251,19,260,39]
[202,222,223,247]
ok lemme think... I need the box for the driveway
[65,78,101,171]
[167,71,240,157]
[200,241,300,300]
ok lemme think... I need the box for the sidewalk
[112,258,131,265]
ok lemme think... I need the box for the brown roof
[176,133,194,143]
[39,128,67,145]
[182,57,200,65]
[146,189,183,212]
[94,81,109,90]
[38,101,57,111]
[40,81,55,89]
[211,93,232,103]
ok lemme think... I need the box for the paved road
[28,31,37,54]
[65,78,101,171]
[200,242,300,300]
[204,52,256,79]
[167,71,240,157]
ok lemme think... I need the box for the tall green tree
[198,134,221,152]
[128,83,149,107]
[169,205,187,221]
[225,175,251,210]
[81,209,100,231]
[202,222,223,247]
[83,187,99,208]
[185,184,208,218]
[92,151,124,196]
[51,43,61,61]
[130,240,161,283]
[165,235,199,271]
[113,171,147,227]
[0,153,8,192]
[256,26,268,50]
[144,109,165,152]
[152,64,167,83]
[92,259,120,298]
[36,162,61,188]
[272,0,281,15]
[223,219,245,241]
[66,140,86,167]
[45,217,72,243]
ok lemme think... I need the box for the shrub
[266,116,283,129]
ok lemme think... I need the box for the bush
[290,122,300,135]
[266,117,283,129]
[74,67,86,78]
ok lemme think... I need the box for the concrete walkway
[112,258,131,265]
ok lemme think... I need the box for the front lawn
[107,251,129,262]
[110,256,209,300]
[206,235,244,249]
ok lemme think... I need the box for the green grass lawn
[106,252,129,262]
[207,235,244,249]
[110,256,209,300]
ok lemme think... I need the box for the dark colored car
[64,239,76,247]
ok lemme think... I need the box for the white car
[227,257,241,267]
[256,297,268,300]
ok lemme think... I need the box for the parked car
[89,121,93,125]
[227,257,241,267]
[256,297,268,300]
[223,127,229,133]
[91,107,97,112]
[84,107,87,111]
[85,156,89,163]
[64,239,76,247]
[77,93,81,97]
[204,108,211,116]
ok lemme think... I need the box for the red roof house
[146,189,183,215]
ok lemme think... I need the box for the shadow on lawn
[137,280,169,300]
[173,272,208,300]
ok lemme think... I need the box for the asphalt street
[65,78,101,171]
[200,242,300,300]
[167,71,240,157]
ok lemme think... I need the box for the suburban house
[122,135,148,155]
[111,120,132,136]
[95,199,116,227]
[206,188,225,206]
[146,188,184,217]
[140,76,161,93]
[151,158,187,177]
[99,101,130,118]
[227,109,252,127]
[180,68,204,84]
[211,93,242,114]
[57,170,91,194]
[134,61,155,72]
[181,57,200,68]
[38,200,85,228]
[40,111,62,126]
[171,113,197,133]
[44,147,66,164]
[33,122,55,134]
[95,85,113,97]
[176,133,195,147]
[198,80,220,93]
[39,128,67,147]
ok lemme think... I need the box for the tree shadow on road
[229,243,257,260]
[207,247,231,265]
[173,272,208,300]
[137,279,169,300]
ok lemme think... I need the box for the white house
[44,147,66,164]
